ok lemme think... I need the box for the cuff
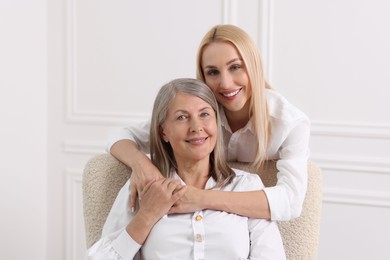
[111,229,142,259]
[263,185,291,221]
[106,128,136,152]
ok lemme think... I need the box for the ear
[159,126,169,143]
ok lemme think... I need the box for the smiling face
[201,41,252,117]
[160,92,217,164]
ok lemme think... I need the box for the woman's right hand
[127,178,186,244]
[129,151,164,211]
[138,178,187,223]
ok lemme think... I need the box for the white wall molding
[222,0,237,25]
[257,0,273,81]
[65,169,84,260]
[63,140,106,155]
[64,0,152,125]
[311,154,390,175]
[311,121,390,139]
[324,187,390,208]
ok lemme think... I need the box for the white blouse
[106,89,311,221]
[85,169,286,260]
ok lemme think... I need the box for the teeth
[222,89,240,97]
[188,138,206,144]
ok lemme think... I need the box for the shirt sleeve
[102,180,135,237]
[85,228,142,260]
[263,117,311,221]
[237,172,286,259]
[86,180,142,259]
[248,218,286,260]
[106,120,151,154]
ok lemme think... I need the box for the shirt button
[195,215,202,221]
[195,234,203,242]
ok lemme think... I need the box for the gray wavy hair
[150,78,234,187]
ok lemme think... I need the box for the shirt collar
[172,170,217,190]
[218,105,255,134]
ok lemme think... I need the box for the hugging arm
[107,122,164,210]
[169,188,270,219]
[171,118,310,221]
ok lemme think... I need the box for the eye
[230,64,241,71]
[206,69,219,76]
[200,112,210,118]
[176,115,187,121]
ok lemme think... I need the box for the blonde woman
[108,25,310,221]
[86,78,285,259]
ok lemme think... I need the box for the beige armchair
[83,154,322,259]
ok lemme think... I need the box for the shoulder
[228,168,264,191]
[265,89,310,125]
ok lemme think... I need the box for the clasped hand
[130,165,204,214]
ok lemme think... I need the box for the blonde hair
[196,24,271,170]
[150,78,234,187]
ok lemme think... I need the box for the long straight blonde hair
[150,78,235,187]
[196,24,271,170]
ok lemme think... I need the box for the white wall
[2,1,389,259]
[0,0,47,259]
[270,1,390,258]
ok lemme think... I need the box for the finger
[171,185,187,203]
[130,183,138,212]
[168,205,179,214]
[172,183,186,194]
[168,187,187,215]
[165,179,181,193]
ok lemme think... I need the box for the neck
[176,158,210,189]
[224,102,251,133]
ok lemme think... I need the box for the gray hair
[150,78,234,187]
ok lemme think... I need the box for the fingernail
[131,207,134,213]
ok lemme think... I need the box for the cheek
[208,121,218,137]
[205,78,218,92]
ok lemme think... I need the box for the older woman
[86,78,285,259]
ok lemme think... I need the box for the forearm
[110,140,146,169]
[203,189,270,219]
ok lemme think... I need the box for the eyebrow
[204,58,243,69]
[173,106,212,114]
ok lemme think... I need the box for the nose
[190,118,203,133]
[219,72,233,88]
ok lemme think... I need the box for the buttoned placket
[192,211,205,260]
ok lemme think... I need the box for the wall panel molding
[258,0,273,81]
[222,0,237,24]
[324,187,390,208]
[63,140,107,155]
[65,169,85,260]
[311,121,390,139]
[65,0,150,125]
[64,0,235,126]
[311,154,390,175]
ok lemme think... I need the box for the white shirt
[85,169,286,260]
[106,89,311,221]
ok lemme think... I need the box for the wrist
[128,150,149,169]
[197,189,210,210]
[126,212,156,245]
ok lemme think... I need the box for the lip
[220,88,242,98]
[185,137,208,144]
